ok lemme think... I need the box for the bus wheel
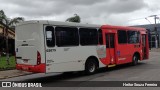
[85,59,98,75]
[132,55,138,65]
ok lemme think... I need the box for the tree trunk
[5,27,9,65]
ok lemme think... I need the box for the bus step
[108,64,116,68]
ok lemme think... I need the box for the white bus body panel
[15,22,45,66]
[45,46,106,73]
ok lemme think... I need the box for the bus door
[142,34,147,59]
[105,33,116,65]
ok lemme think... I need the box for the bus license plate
[23,59,28,63]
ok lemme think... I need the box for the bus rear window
[45,26,55,47]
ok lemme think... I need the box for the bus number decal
[46,49,56,52]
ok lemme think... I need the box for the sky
[0,0,160,26]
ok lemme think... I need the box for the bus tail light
[37,51,41,65]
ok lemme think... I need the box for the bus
[15,20,149,74]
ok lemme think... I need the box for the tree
[66,14,81,23]
[0,10,24,30]
[0,10,24,65]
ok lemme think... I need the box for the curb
[0,68,15,71]
[0,72,33,80]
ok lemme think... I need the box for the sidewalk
[0,70,32,80]
[150,48,160,52]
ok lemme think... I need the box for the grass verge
[0,56,16,70]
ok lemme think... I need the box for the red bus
[100,25,149,67]
[15,21,149,74]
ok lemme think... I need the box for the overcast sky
[0,0,160,26]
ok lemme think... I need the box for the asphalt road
[0,51,160,90]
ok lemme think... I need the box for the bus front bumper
[16,64,46,73]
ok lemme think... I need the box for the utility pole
[149,15,158,48]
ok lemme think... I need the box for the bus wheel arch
[84,56,99,74]
[132,52,140,65]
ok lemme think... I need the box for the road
[0,51,160,90]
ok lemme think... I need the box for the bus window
[106,34,109,48]
[105,34,114,48]
[79,28,98,46]
[142,35,146,47]
[118,30,127,44]
[46,26,55,47]
[127,31,140,44]
[98,29,103,45]
[110,34,115,48]
[55,27,79,47]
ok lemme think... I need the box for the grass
[0,56,16,70]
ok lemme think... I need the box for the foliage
[0,56,16,70]
[0,10,24,65]
[0,10,24,29]
[66,14,81,23]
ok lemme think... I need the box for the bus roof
[17,20,101,28]
[101,25,146,31]
[17,20,146,31]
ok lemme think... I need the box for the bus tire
[85,58,98,75]
[132,54,139,65]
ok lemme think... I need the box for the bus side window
[106,34,109,48]
[79,28,98,46]
[55,27,79,47]
[127,31,140,44]
[46,26,55,47]
[98,29,103,45]
[118,30,127,44]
